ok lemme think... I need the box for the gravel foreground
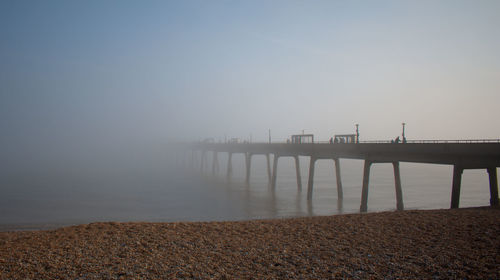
[0,207,499,279]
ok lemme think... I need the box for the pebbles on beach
[0,207,499,279]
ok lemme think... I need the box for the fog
[0,1,499,226]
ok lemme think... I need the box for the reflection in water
[307,199,314,216]
[294,191,303,216]
[337,198,344,214]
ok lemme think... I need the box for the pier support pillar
[212,151,219,176]
[271,154,279,189]
[333,158,343,200]
[245,153,252,184]
[451,165,463,209]
[307,157,317,200]
[360,160,372,212]
[190,150,195,169]
[200,150,207,173]
[294,156,302,191]
[226,152,233,181]
[266,154,272,185]
[392,161,404,211]
[487,167,499,206]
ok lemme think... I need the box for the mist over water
[0,145,493,230]
[1,1,499,231]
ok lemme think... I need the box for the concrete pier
[245,153,251,184]
[487,167,499,206]
[307,157,316,200]
[212,151,219,176]
[360,160,404,212]
[307,157,343,201]
[226,152,233,181]
[393,161,404,211]
[360,160,372,212]
[451,165,463,209]
[334,158,343,200]
[242,153,272,184]
[266,154,272,184]
[189,142,500,211]
[294,156,302,191]
[272,154,303,190]
[271,154,279,189]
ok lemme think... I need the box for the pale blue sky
[1,0,499,165]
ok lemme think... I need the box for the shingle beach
[1,207,498,279]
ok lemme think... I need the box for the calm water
[0,151,495,230]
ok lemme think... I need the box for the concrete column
[307,157,316,200]
[360,160,372,212]
[451,165,463,209]
[266,154,272,184]
[190,150,195,169]
[212,151,219,176]
[271,154,279,189]
[245,153,252,184]
[294,156,302,191]
[333,158,343,200]
[487,167,499,206]
[200,150,206,173]
[226,152,233,181]
[392,161,404,211]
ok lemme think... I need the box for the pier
[186,140,500,212]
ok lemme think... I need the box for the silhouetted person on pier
[329,137,333,144]
[395,136,400,143]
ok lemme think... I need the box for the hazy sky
[1,0,499,163]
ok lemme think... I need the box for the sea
[0,149,495,231]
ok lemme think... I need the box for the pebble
[0,207,498,279]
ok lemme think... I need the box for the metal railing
[199,139,500,144]
[359,139,500,144]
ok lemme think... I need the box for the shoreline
[0,206,493,233]
[0,206,495,233]
[1,207,499,278]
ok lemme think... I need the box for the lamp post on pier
[402,122,406,143]
[355,124,359,143]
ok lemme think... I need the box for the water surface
[0,152,494,230]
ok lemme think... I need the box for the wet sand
[1,207,498,279]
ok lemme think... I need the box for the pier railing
[222,139,500,144]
